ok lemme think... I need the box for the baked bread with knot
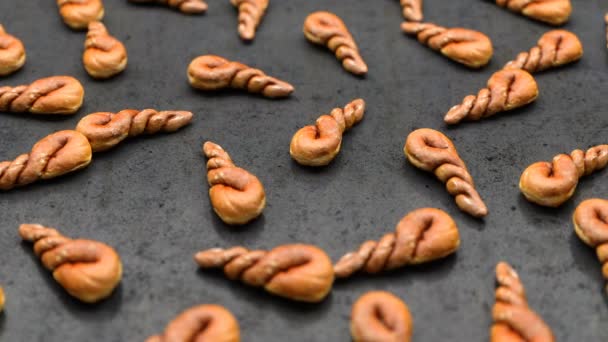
[400,0,423,22]
[351,291,413,342]
[0,76,84,115]
[494,0,571,26]
[129,0,207,14]
[57,0,104,30]
[83,22,127,79]
[0,25,26,76]
[573,198,608,294]
[504,30,582,73]
[231,0,268,41]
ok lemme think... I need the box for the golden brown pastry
[504,30,583,73]
[83,22,127,79]
[351,291,413,342]
[444,69,538,125]
[400,0,423,22]
[0,76,84,115]
[129,0,207,14]
[290,99,365,166]
[494,0,571,26]
[0,286,4,313]
[57,0,105,30]
[334,208,460,278]
[404,129,488,217]
[401,22,493,68]
[188,55,294,98]
[195,244,334,302]
[146,304,240,342]
[0,130,92,191]
[76,109,192,152]
[202,142,266,225]
[0,25,26,76]
[19,223,122,303]
[519,145,608,207]
[573,198,608,293]
[303,11,368,76]
[231,0,268,41]
[491,262,554,342]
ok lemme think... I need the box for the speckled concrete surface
[0,0,607,341]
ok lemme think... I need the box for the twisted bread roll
[0,76,84,115]
[57,0,104,30]
[0,130,92,190]
[19,224,122,303]
[83,22,127,79]
[519,145,608,207]
[195,244,334,302]
[303,11,368,76]
[0,25,26,76]
[401,22,493,68]
[491,262,554,342]
[400,0,423,22]
[290,99,365,166]
[231,0,268,41]
[445,69,538,125]
[334,208,460,278]
[202,142,266,225]
[188,55,294,98]
[494,0,571,26]
[351,291,413,342]
[146,304,240,342]
[404,129,488,217]
[0,286,4,313]
[76,109,193,152]
[129,0,207,14]
[573,199,608,294]
[504,30,583,73]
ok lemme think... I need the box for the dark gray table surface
[1,0,607,341]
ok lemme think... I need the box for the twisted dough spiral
[400,0,423,22]
[303,11,368,75]
[351,291,413,342]
[0,130,92,191]
[404,129,488,217]
[188,55,294,98]
[231,0,268,41]
[146,304,240,342]
[0,76,84,115]
[573,198,608,293]
[504,30,583,73]
[76,109,193,152]
[195,244,334,302]
[129,0,207,14]
[57,0,105,30]
[83,22,127,79]
[491,262,554,342]
[19,224,122,303]
[0,25,26,76]
[445,69,538,125]
[334,208,460,278]
[519,145,608,207]
[203,142,266,225]
[290,99,365,166]
[401,22,493,68]
[495,0,571,26]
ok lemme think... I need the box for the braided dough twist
[404,129,488,217]
[401,22,493,68]
[146,304,240,342]
[76,109,192,152]
[202,142,266,225]
[0,25,26,76]
[290,99,365,166]
[519,145,608,207]
[19,224,122,303]
[445,69,538,125]
[188,55,294,98]
[491,262,554,342]
[231,0,268,41]
[573,199,608,294]
[57,0,105,30]
[351,291,413,342]
[494,0,571,26]
[83,22,127,79]
[0,76,84,115]
[400,0,423,22]
[195,244,334,302]
[129,0,207,14]
[303,11,368,76]
[334,208,460,278]
[504,30,583,73]
[0,130,92,191]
